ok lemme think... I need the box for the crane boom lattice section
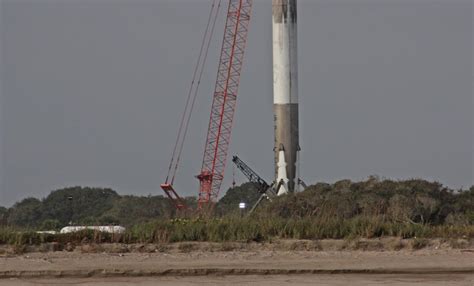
[198,0,253,208]
[232,156,270,193]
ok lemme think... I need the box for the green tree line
[0,178,472,230]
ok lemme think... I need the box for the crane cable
[172,0,222,184]
[165,0,222,185]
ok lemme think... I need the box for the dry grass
[1,216,472,248]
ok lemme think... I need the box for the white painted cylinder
[273,0,298,105]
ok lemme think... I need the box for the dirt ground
[2,274,474,286]
[1,249,473,273]
[0,241,472,285]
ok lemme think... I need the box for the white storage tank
[60,226,126,234]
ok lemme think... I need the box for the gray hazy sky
[1,0,472,207]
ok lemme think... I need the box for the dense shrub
[1,179,472,231]
[257,178,473,226]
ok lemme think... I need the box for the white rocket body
[273,0,299,193]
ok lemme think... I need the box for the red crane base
[160,183,187,210]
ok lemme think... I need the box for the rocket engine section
[272,0,299,195]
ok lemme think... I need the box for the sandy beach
[0,243,472,285]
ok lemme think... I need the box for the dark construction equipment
[231,156,273,195]
[232,155,308,214]
[231,156,276,213]
[162,0,254,211]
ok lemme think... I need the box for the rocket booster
[273,0,299,194]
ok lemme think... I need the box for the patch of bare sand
[2,274,474,286]
[0,248,472,276]
[0,239,472,283]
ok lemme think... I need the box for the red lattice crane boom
[161,0,253,211]
[197,0,253,208]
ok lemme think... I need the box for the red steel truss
[197,0,253,209]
